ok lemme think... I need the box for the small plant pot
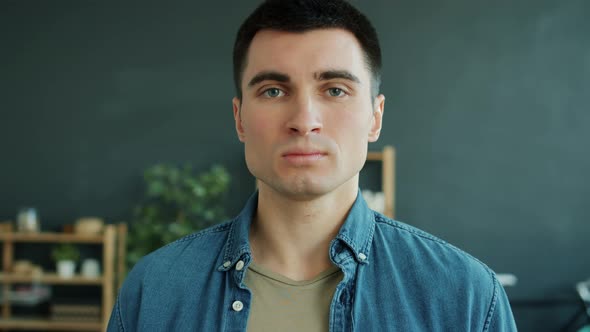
[56,260,76,278]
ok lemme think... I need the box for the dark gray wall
[1,1,589,331]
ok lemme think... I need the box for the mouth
[281,150,327,165]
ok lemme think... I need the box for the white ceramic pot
[56,260,76,278]
[81,259,100,278]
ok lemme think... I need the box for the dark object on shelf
[62,224,75,234]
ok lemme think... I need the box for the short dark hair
[233,0,382,100]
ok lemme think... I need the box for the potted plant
[125,164,230,270]
[51,243,80,278]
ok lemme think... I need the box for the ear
[368,94,385,142]
[233,97,246,142]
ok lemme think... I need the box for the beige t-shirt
[244,262,343,332]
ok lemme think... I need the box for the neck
[249,177,358,281]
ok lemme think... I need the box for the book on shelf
[49,299,101,321]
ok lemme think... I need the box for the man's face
[233,28,384,200]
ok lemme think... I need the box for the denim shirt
[108,191,517,331]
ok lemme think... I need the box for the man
[108,0,517,331]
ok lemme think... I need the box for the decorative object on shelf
[81,259,101,278]
[1,284,51,306]
[125,164,230,269]
[497,273,518,287]
[74,217,104,235]
[51,243,80,278]
[12,260,43,276]
[16,207,40,232]
[362,190,386,214]
[62,224,75,233]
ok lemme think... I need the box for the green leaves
[51,243,80,262]
[126,164,230,268]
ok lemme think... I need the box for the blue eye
[264,88,283,98]
[328,88,344,97]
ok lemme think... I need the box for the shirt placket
[329,253,357,332]
[223,257,252,332]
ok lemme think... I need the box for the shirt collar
[333,189,376,264]
[218,189,376,271]
[217,192,257,271]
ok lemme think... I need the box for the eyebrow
[247,71,290,88]
[314,70,361,84]
[246,69,361,88]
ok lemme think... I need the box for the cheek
[252,115,272,132]
[242,109,277,147]
[325,105,372,141]
[252,120,270,138]
[325,107,372,165]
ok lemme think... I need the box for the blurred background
[1,0,589,331]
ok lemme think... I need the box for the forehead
[243,28,369,84]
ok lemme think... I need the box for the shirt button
[358,253,367,261]
[223,261,232,268]
[235,260,245,271]
[232,300,244,312]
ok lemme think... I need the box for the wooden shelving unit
[0,224,127,332]
[366,145,396,219]
[0,273,103,285]
[0,317,102,331]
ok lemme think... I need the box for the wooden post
[1,225,13,320]
[116,224,127,291]
[102,226,115,332]
[382,146,396,219]
[2,244,11,320]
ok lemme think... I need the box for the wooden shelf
[364,145,396,218]
[0,317,102,331]
[0,273,103,285]
[0,232,103,244]
[0,224,128,331]
[366,151,385,161]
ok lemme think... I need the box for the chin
[279,188,328,202]
[274,176,340,200]
[255,174,319,195]
[255,166,357,200]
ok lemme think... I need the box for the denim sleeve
[107,297,124,332]
[485,277,518,331]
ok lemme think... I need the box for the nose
[286,95,323,136]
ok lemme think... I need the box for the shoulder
[146,221,232,264]
[374,212,492,271]
[122,219,233,288]
[371,212,497,296]
[360,212,515,330]
[112,220,237,330]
